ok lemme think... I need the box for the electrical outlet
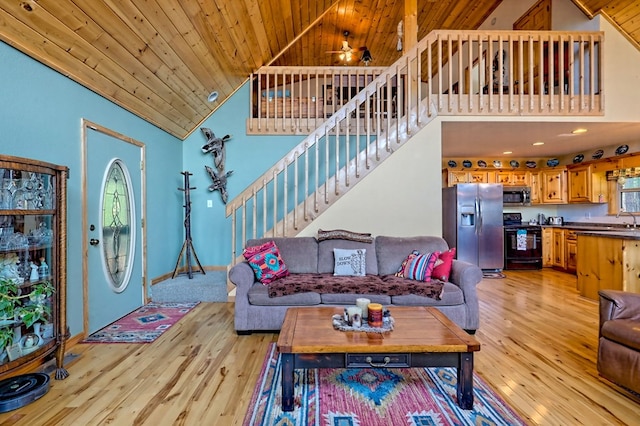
[207,200,213,208]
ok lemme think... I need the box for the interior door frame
[81,118,147,336]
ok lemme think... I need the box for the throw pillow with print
[243,240,289,284]
[333,248,366,276]
[395,250,440,282]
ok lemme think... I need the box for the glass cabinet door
[0,157,68,379]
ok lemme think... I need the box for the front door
[83,121,145,334]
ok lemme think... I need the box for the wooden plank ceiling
[0,0,638,139]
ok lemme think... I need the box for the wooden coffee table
[276,306,481,411]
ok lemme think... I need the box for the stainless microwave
[503,186,531,206]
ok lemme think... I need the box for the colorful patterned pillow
[395,250,440,282]
[432,248,456,281]
[243,241,289,284]
[333,248,366,276]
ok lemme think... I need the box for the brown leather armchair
[598,289,640,394]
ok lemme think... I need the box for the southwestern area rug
[244,344,525,426]
[82,302,199,344]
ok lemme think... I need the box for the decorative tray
[331,314,394,333]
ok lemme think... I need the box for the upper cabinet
[495,171,529,186]
[540,168,567,204]
[567,164,607,203]
[530,171,541,203]
[443,169,493,187]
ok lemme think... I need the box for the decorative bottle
[38,257,49,279]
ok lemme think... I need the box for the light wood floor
[0,268,638,425]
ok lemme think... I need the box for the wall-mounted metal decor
[201,128,233,204]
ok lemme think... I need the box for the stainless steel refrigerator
[442,183,504,271]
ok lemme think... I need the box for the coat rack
[172,171,205,279]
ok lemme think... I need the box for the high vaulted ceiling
[1,1,639,139]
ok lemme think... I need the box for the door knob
[89,238,100,246]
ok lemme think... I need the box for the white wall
[298,119,443,237]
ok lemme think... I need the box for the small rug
[244,344,525,426]
[82,302,199,344]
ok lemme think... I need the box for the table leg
[281,353,294,411]
[457,352,474,410]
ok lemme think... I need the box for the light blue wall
[181,83,306,265]
[0,42,183,336]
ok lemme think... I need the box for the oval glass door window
[100,159,135,293]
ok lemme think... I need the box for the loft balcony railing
[230,30,604,262]
[247,30,604,136]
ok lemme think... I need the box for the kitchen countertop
[541,223,640,239]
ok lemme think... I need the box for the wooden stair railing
[228,30,604,262]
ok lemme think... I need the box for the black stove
[503,212,541,229]
[502,213,543,270]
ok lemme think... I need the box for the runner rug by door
[82,302,199,344]
[244,343,525,426]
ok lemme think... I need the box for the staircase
[226,30,604,262]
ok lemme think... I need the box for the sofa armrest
[599,290,640,325]
[448,259,483,330]
[229,262,257,296]
[449,259,483,290]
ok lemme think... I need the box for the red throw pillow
[243,241,289,284]
[432,248,456,281]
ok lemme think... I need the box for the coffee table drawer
[346,353,410,368]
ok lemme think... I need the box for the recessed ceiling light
[572,128,588,134]
[532,142,544,146]
[503,151,512,154]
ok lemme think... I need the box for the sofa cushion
[601,319,640,351]
[333,248,366,276]
[390,282,464,306]
[376,236,450,276]
[246,237,318,274]
[248,283,321,306]
[318,239,378,275]
[243,240,289,284]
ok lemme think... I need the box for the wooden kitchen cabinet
[565,230,578,273]
[530,171,540,204]
[540,168,567,204]
[552,228,565,268]
[443,169,492,187]
[542,227,553,266]
[577,235,640,300]
[495,171,529,186]
[567,164,607,203]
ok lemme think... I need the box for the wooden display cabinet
[0,155,68,380]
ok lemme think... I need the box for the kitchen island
[576,230,640,300]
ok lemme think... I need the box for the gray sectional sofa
[229,235,483,334]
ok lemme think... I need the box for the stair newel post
[172,171,205,279]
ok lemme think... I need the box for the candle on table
[355,298,371,319]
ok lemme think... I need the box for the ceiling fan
[326,31,370,64]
